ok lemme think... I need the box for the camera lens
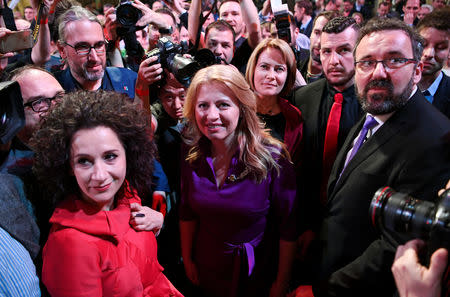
[370,187,436,238]
[116,3,142,28]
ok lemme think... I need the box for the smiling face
[355,30,422,115]
[195,82,240,147]
[253,48,288,99]
[59,20,106,86]
[70,126,126,211]
[419,27,449,78]
[320,26,358,91]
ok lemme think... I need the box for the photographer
[103,0,171,70]
[392,180,450,297]
[54,5,166,111]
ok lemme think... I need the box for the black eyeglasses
[23,92,65,113]
[354,58,417,73]
[63,41,107,56]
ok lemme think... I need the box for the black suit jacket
[433,73,450,118]
[313,91,450,297]
[350,4,373,20]
[293,79,363,232]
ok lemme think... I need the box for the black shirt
[318,83,363,167]
[258,112,286,142]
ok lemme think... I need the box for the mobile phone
[0,30,33,54]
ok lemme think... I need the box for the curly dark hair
[31,90,156,205]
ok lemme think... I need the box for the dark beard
[356,78,413,115]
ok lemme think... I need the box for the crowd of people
[0,0,449,296]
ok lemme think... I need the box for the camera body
[116,0,142,29]
[369,187,450,260]
[147,37,220,87]
[271,0,292,44]
[0,81,25,144]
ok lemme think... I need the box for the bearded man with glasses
[53,6,151,109]
[294,18,450,297]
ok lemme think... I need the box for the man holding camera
[305,18,450,297]
[54,5,162,110]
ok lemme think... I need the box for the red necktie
[320,93,343,205]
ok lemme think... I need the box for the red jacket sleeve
[42,228,103,297]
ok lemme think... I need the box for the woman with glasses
[32,91,183,297]
[180,65,298,297]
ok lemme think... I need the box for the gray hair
[58,6,102,43]
[420,4,433,11]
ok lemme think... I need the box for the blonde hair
[245,38,296,98]
[183,65,289,182]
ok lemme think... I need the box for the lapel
[299,78,327,137]
[327,91,421,202]
[433,74,450,108]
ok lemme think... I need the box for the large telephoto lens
[369,187,436,238]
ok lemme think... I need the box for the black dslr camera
[116,0,142,29]
[369,187,450,262]
[147,37,221,87]
[0,81,25,145]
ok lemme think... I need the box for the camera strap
[1,0,17,31]
[31,1,44,45]
[193,0,218,52]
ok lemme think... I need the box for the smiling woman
[31,90,183,297]
[180,64,298,297]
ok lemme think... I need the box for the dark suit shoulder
[433,73,450,118]
[293,78,327,108]
[408,91,450,134]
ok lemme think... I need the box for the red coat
[42,191,182,297]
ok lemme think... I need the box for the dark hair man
[417,8,450,118]
[293,17,363,268]
[349,0,373,20]
[377,1,390,17]
[294,0,314,38]
[300,10,340,83]
[402,0,420,26]
[432,0,446,10]
[23,6,35,22]
[188,0,260,73]
[204,20,235,64]
[309,17,449,296]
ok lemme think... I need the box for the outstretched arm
[187,0,202,45]
[31,0,53,65]
[240,0,261,48]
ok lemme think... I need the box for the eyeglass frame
[62,40,108,56]
[23,92,65,113]
[354,58,418,72]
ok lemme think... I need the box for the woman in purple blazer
[179,65,298,297]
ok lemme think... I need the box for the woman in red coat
[32,90,182,297]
